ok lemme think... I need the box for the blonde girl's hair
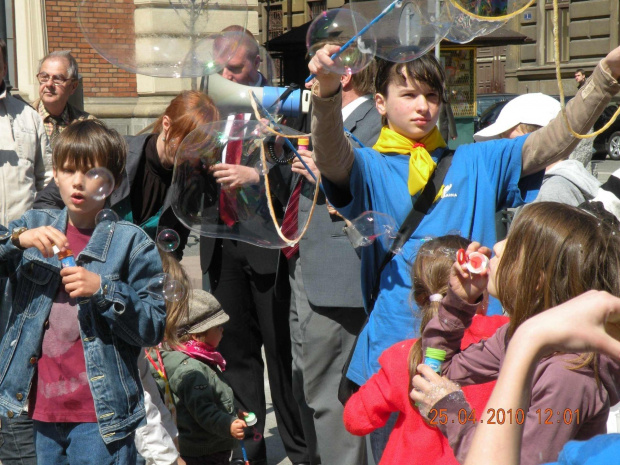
[407,235,469,409]
[497,202,620,377]
[158,250,192,350]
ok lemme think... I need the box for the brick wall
[45,0,138,98]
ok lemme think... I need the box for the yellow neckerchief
[373,126,447,196]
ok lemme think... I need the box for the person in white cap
[474,93,600,209]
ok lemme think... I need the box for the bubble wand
[305,0,402,83]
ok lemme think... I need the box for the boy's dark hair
[0,38,7,65]
[53,120,126,186]
[375,55,447,102]
[576,68,585,75]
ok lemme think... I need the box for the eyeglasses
[36,72,73,86]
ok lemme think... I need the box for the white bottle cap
[244,412,257,426]
[52,245,60,255]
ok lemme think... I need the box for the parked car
[593,104,620,160]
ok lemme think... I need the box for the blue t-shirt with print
[322,135,543,386]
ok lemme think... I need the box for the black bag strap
[368,149,454,311]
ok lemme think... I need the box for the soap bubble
[306,9,377,76]
[447,0,534,20]
[345,211,398,248]
[162,280,186,303]
[85,167,115,201]
[444,3,506,44]
[349,0,450,63]
[95,209,119,225]
[170,119,316,248]
[78,0,249,77]
[147,273,171,298]
[157,229,181,253]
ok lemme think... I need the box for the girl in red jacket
[343,235,508,464]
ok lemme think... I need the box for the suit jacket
[293,98,382,308]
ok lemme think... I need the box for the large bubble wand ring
[305,0,402,82]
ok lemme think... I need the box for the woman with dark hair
[33,90,220,255]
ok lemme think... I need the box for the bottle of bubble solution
[297,137,310,152]
[424,348,447,374]
[53,245,76,268]
[244,412,257,427]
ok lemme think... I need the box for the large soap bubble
[444,2,506,43]
[170,119,317,248]
[85,167,115,201]
[78,0,249,77]
[349,0,451,63]
[448,0,534,20]
[306,8,377,76]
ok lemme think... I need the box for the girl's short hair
[375,54,447,103]
[499,202,620,338]
[53,119,126,187]
[153,90,220,160]
[407,234,469,408]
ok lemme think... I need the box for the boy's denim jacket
[0,208,166,444]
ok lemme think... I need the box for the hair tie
[429,294,443,302]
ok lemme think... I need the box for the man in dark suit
[284,62,381,465]
[201,27,309,465]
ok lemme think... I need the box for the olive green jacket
[150,349,237,457]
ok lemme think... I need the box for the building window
[545,0,569,63]
[267,4,283,41]
[308,0,326,20]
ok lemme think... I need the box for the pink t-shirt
[31,224,97,423]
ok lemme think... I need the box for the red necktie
[281,179,303,259]
[219,115,245,226]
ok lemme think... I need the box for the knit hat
[473,93,561,141]
[178,290,229,336]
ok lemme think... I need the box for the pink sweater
[343,314,508,465]
[422,287,620,465]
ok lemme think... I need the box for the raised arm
[464,290,620,465]
[522,48,620,176]
[308,45,356,189]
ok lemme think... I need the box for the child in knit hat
[149,289,247,465]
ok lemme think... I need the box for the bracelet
[267,141,295,165]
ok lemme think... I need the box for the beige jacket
[0,87,52,225]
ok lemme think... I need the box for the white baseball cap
[473,93,561,142]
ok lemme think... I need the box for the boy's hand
[61,267,101,298]
[308,44,343,98]
[211,164,260,188]
[449,242,491,304]
[230,419,247,439]
[17,226,69,258]
[291,150,319,184]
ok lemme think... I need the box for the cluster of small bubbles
[85,167,115,201]
[157,229,181,253]
[95,209,119,226]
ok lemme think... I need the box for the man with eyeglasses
[34,51,94,148]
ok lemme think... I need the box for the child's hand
[17,226,69,258]
[308,44,343,98]
[450,242,491,304]
[61,267,101,298]
[410,364,462,419]
[230,418,247,439]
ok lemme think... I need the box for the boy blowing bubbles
[306,43,620,395]
[0,120,166,464]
